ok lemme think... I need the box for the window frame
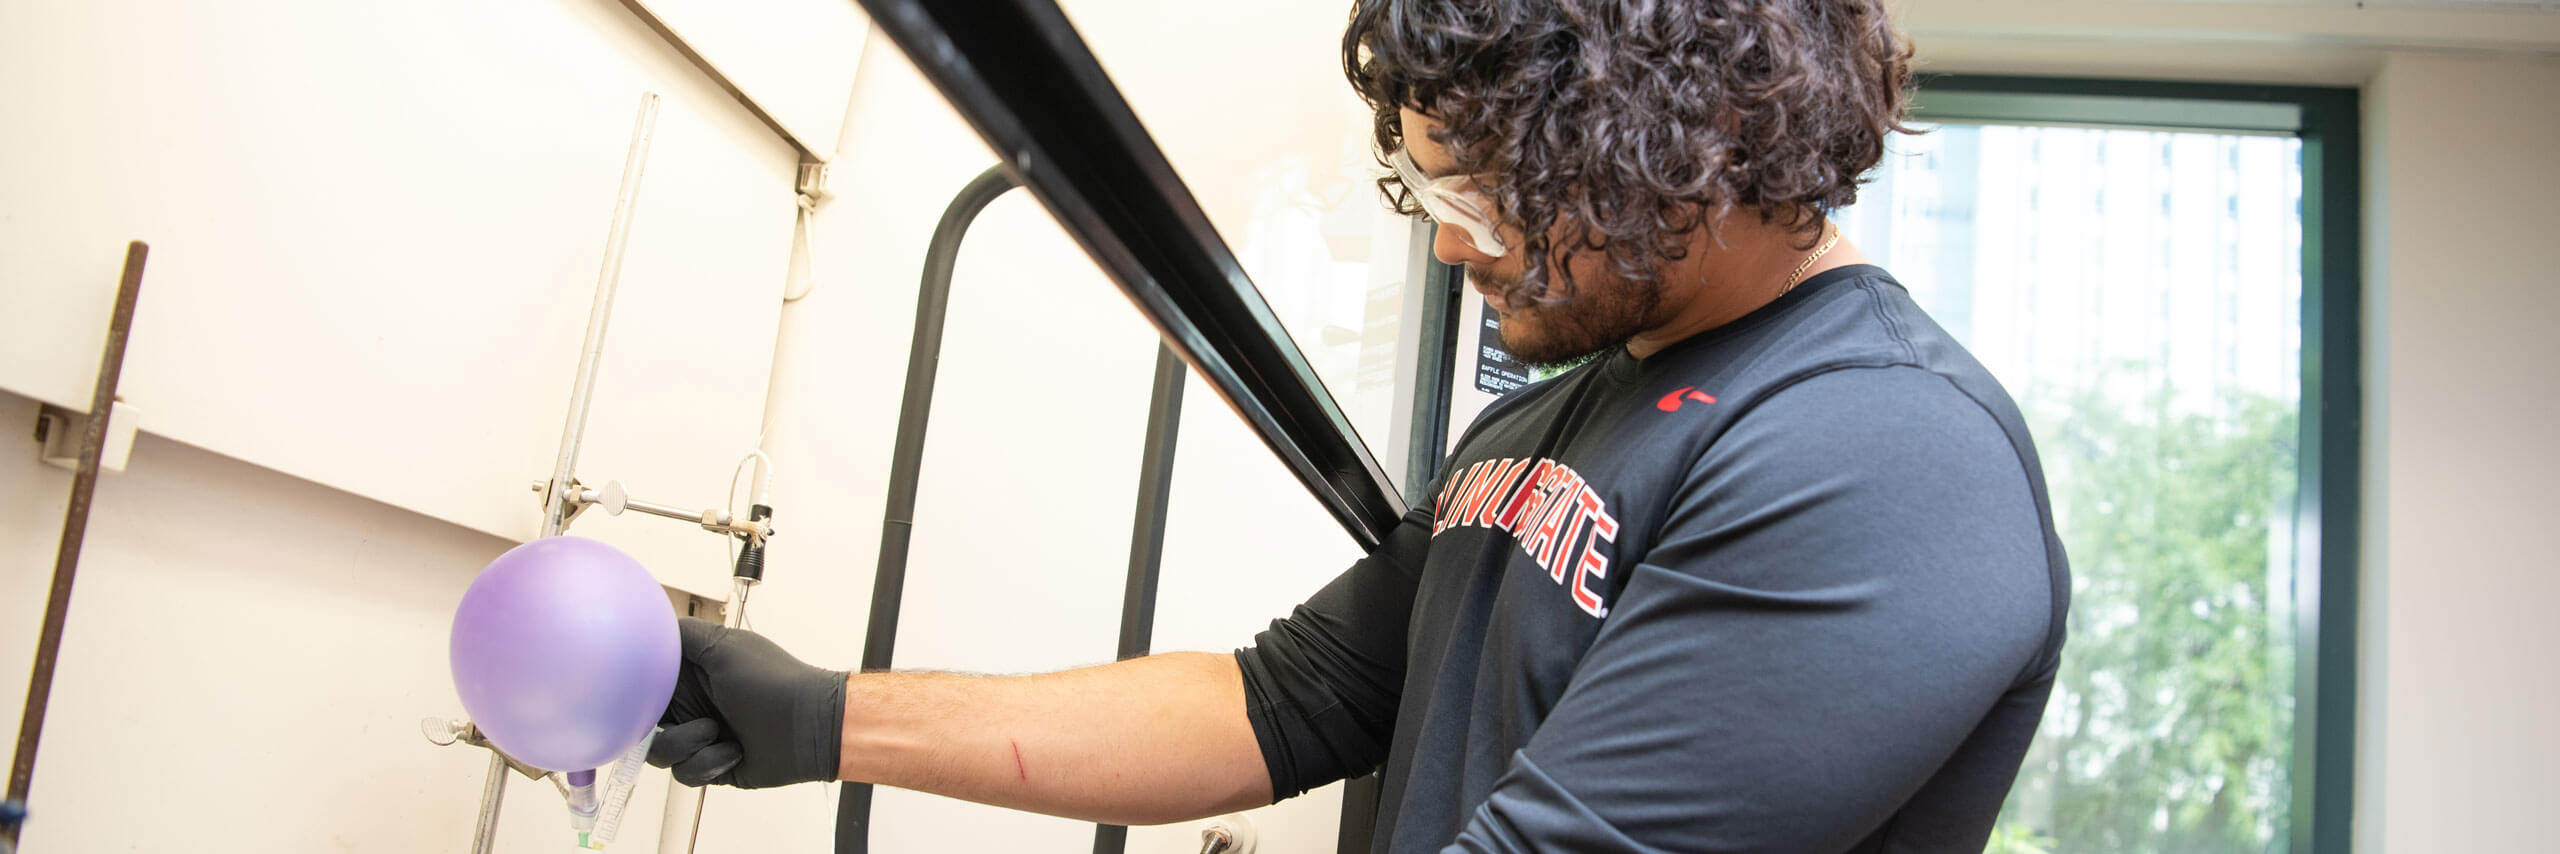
[1910,74,2363,854]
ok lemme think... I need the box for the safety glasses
[1390,148,1508,258]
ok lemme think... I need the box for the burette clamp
[421,716,552,781]
[530,478,776,544]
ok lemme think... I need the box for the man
[648,0,2068,850]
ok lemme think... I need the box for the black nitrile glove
[648,617,847,788]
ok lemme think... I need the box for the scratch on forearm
[1010,738,1027,781]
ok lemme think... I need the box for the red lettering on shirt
[1432,457,1622,620]
[1571,511,1619,617]
[1469,458,1533,529]
[1493,460,1554,532]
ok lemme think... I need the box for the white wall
[0,0,802,599]
[0,0,812,849]
[0,389,693,853]
[2359,51,2560,854]
[631,0,869,156]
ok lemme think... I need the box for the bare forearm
[836,651,1272,826]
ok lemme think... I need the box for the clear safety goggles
[1391,148,1508,257]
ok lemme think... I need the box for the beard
[1471,263,1661,369]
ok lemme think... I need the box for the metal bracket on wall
[31,400,138,473]
[667,587,727,625]
[797,160,834,203]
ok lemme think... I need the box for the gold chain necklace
[1779,225,1845,296]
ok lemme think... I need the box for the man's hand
[647,617,847,788]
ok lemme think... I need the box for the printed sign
[1474,302,1533,395]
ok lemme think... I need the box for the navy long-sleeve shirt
[1236,266,2069,853]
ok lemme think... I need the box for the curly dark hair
[1344,0,1915,304]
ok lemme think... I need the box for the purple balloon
[450,536,678,772]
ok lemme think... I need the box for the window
[1833,78,2359,853]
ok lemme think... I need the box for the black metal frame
[1090,344,1186,854]
[856,165,1018,675]
[1336,253,1465,854]
[838,138,1466,854]
[840,165,1020,852]
[1114,346,1187,668]
[1918,74,2362,854]
[845,185,1458,854]
[848,0,1407,550]
[1402,258,1466,500]
[835,10,1434,836]
[847,163,1197,854]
